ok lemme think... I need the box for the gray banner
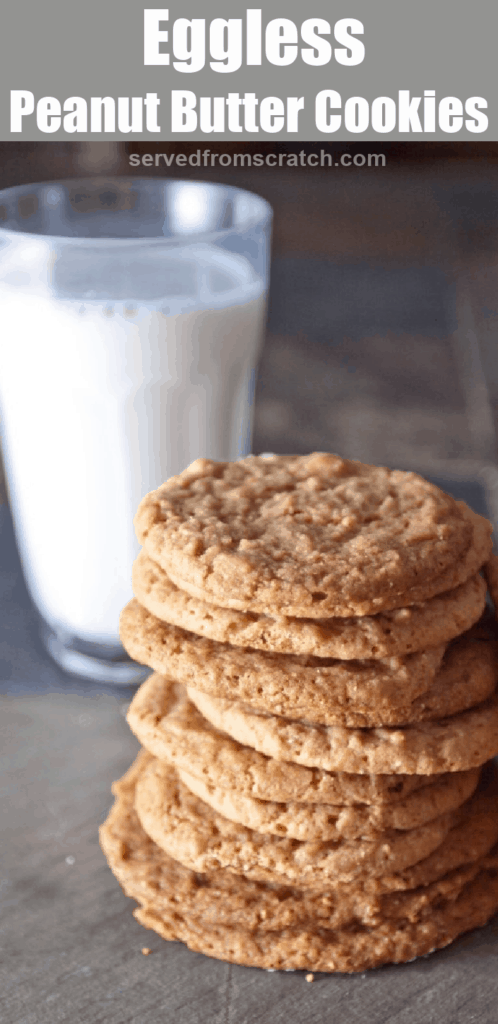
[1,0,497,140]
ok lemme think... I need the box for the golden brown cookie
[131,552,487,660]
[134,857,498,973]
[120,598,444,718]
[104,753,498,896]
[165,502,491,622]
[120,601,497,725]
[134,757,461,887]
[177,764,480,842]
[98,752,391,933]
[188,684,498,775]
[100,751,496,942]
[126,673,456,805]
[134,454,489,617]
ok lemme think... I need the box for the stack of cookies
[101,453,498,973]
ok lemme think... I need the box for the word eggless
[144,11,365,71]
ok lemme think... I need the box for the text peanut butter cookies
[100,453,498,973]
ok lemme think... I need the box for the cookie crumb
[305,973,314,983]
[141,947,152,955]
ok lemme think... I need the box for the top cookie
[134,454,486,618]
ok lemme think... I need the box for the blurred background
[1,140,498,514]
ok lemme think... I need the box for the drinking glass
[0,178,272,683]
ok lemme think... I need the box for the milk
[0,244,266,645]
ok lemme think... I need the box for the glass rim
[0,176,273,245]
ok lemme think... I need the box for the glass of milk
[0,178,272,683]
